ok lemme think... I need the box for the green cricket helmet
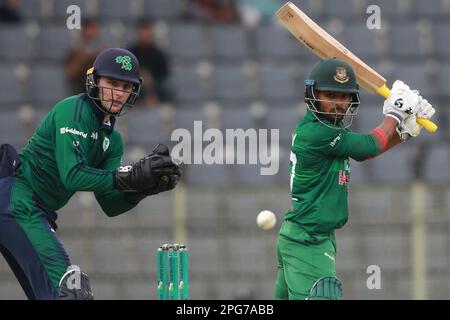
[304,58,360,129]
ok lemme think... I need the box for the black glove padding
[115,143,181,193]
[151,143,170,157]
[125,174,181,204]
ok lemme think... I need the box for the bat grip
[376,85,438,133]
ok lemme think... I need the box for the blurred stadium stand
[254,24,303,60]
[97,0,136,20]
[0,65,25,105]
[211,64,253,103]
[168,24,210,61]
[142,0,183,21]
[27,66,68,104]
[37,24,75,61]
[0,25,35,61]
[434,22,450,58]
[171,65,206,102]
[0,0,449,300]
[211,25,251,62]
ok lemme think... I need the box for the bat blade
[276,2,437,133]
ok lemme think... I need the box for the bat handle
[417,118,437,133]
[377,85,438,133]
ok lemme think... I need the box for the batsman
[274,58,435,300]
[0,48,181,299]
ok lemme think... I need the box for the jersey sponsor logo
[339,159,351,190]
[60,127,88,139]
[329,134,341,147]
[338,170,349,189]
[103,137,110,152]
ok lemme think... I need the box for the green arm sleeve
[323,130,382,161]
[94,134,139,217]
[54,108,114,193]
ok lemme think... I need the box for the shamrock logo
[115,56,132,71]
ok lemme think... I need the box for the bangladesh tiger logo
[334,67,350,84]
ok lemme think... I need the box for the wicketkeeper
[0,48,181,299]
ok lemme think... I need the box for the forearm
[379,133,402,156]
[63,163,115,193]
[371,116,402,155]
[95,190,139,217]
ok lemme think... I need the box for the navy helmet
[86,48,143,116]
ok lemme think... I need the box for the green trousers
[2,174,70,299]
[274,220,337,300]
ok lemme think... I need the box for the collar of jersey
[82,93,116,133]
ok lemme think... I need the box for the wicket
[157,243,189,300]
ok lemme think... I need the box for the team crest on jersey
[334,67,350,84]
[103,137,110,152]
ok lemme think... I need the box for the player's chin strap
[307,277,343,300]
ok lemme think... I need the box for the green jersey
[16,94,136,216]
[285,110,382,235]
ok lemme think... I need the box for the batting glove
[383,80,421,123]
[397,115,422,142]
[416,97,435,119]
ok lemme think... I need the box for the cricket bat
[276,2,437,133]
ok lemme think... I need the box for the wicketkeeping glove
[124,174,180,204]
[114,143,181,193]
